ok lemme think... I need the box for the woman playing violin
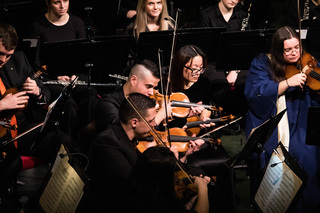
[170,45,212,126]
[245,26,320,212]
[169,45,238,213]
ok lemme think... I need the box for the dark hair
[134,59,160,79]
[170,45,207,92]
[0,23,18,51]
[119,93,156,124]
[128,147,180,213]
[269,26,300,82]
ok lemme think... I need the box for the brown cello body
[286,52,320,92]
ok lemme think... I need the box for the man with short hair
[88,93,157,212]
[95,59,168,133]
[0,23,50,200]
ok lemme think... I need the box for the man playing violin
[87,93,206,212]
[0,23,50,200]
[95,59,161,133]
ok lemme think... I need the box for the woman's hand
[287,73,307,88]
[189,101,205,117]
[279,73,307,95]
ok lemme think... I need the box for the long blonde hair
[134,0,174,39]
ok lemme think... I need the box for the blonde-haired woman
[133,0,174,38]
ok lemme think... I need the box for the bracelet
[285,79,290,87]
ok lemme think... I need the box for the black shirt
[95,88,125,133]
[31,14,86,42]
[197,3,247,31]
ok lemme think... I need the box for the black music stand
[306,106,320,146]
[177,27,226,63]
[136,27,227,66]
[136,30,173,66]
[215,29,276,71]
[41,35,134,83]
[227,108,287,168]
[301,25,320,60]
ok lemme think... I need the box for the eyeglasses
[283,45,300,56]
[184,66,206,75]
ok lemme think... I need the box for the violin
[150,89,219,118]
[285,52,320,92]
[174,170,198,202]
[136,127,220,153]
[0,69,44,139]
[185,114,235,136]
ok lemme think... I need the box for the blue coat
[245,54,320,212]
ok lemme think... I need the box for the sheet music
[39,145,85,213]
[254,146,303,213]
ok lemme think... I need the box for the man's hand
[0,91,29,111]
[22,77,40,96]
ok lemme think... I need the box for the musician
[127,0,174,38]
[197,0,247,31]
[31,0,99,152]
[170,44,237,213]
[0,23,50,197]
[118,0,138,30]
[287,0,320,27]
[95,59,168,133]
[127,146,209,213]
[197,0,248,116]
[245,26,320,212]
[170,45,211,123]
[95,58,206,161]
[87,93,205,212]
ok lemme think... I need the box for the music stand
[215,29,276,71]
[136,30,174,66]
[136,27,227,66]
[306,106,320,146]
[41,35,134,83]
[301,26,320,60]
[227,108,287,168]
[177,27,227,63]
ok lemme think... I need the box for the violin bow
[158,49,172,146]
[198,116,243,138]
[297,0,304,73]
[125,95,193,183]
[165,8,181,98]
[1,122,44,148]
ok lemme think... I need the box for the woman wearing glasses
[170,45,211,122]
[169,44,238,212]
[245,26,320,212]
